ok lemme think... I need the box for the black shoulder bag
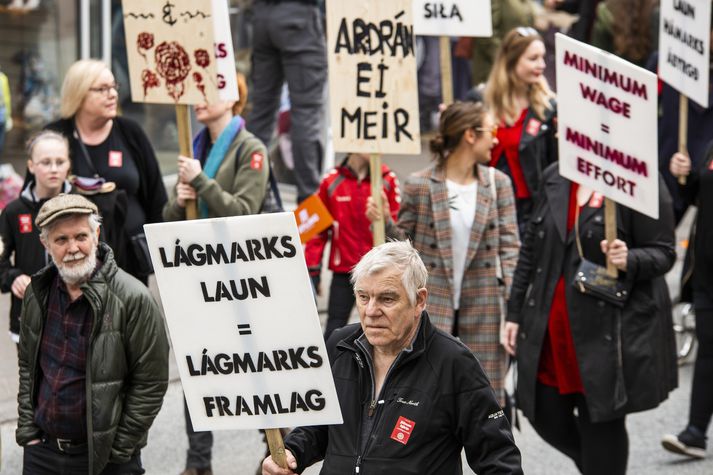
[571,204,632,308]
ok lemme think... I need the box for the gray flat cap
[36,194,99,228]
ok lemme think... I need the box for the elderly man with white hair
[16,193,169,475]
[263,241,523,474]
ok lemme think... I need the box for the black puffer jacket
[284,312,523,474]
[16,244,169,474]
[507,164,678,423]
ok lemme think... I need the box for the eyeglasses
[475,126,498,138]
[88,83,120,95]
[34,158,70,169]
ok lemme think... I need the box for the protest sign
[556,33,659,219]
[144,213,343,431]
[294,194,334,243]
[122,0,222,104]
[658,0,711,108]
[326,0,421,155]
[212,0,239,102]
[412,0,492,37]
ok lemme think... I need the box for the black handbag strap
[73,123,101,178]
[574,200,584,259]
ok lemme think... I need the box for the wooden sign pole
[604,198,618,278]
[176,104,198,220]
[678,95,688,185]
[266,428,288,469]
[370,153,385,246]
[439,36,454,106]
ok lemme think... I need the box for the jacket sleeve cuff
[190,172,209,193]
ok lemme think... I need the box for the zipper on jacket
[353,338,407,472]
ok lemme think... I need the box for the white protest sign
[144,213,343,431]
[212,0,239,102]
[122,0,221,104]
[326,0,421,155]
[556,33,659,219]
[412,0,492,37]
[658,0,711,107]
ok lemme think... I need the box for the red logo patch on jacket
[390,416,416,445]
[108,150,123,167]
[588,192,604,208]
[250,152,264,170]
[18,214,33,233]
[525,118,542,136]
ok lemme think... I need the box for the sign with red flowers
[122,0,228,104]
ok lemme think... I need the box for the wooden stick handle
[370,154,385,246]
[439,36,454,106]
[678,95,688,186]
[604,198,618,278]
[176,104,198,220]
[265,428,288,469]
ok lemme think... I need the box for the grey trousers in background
[184,397,213,470]
[247,0,327,203]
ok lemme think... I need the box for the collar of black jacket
[335,310,433,365]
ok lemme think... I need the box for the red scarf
[490,108,531,199]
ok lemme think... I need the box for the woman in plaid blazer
[368,102,520,403]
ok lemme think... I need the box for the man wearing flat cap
[16,194,169,475]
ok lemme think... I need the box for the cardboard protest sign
[412,0,492,37]
[294,194,334,243]
[326,0,421,155]
[122,0,221,104]
[144,213,343,431]
[556,33,659,219]
[658,0,711,107]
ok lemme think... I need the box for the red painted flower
[141,69,160,97]
[155,41,191,86]
[137,32,154,51]
[193,71,203,83]
[194,49,210,68]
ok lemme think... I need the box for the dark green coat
[16,244,169,474]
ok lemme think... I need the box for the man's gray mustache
[63,252,86,262]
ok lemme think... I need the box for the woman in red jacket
[305,153,400,339]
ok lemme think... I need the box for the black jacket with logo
[284,312,523,474]
[0,180,71,335]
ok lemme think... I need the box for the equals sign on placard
[601,124,610,134]
[237,324,252,335]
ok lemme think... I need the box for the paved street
[1,148,712,474]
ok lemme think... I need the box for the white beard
[52,243,98,286]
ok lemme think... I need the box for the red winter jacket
[305,160,400,277]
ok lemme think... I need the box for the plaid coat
[385,164,520,400]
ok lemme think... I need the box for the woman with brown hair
[485,27,558,234]
[591,0,658,66]
[367,101,520,404]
